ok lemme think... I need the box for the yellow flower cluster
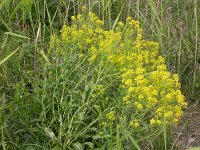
[130,119,140,128]
[95,84,105,95]
[106,111,116,121]
[58,8,187,127]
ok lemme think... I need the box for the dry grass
[172,101,200,150]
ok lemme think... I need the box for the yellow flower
[55,12,187,129]
[175,109,183,117]
[128,87,135,93]
[164,111,173,118]
[138,94,144,100]
[82,6,86,11]
[135,67,146,75]
[173,118,179,124]
[130,120,140,128]
[71,16,76,21]
[135,102,143,109]
[107,111,116,121]
[156,120,162,125]
[166,93,174,101]
[124,79,133,86]
[118,21,124,27]
[150,118,156,125]
[123,95,131,104]
[134,122,140,128]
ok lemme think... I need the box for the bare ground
[173,101,200,150]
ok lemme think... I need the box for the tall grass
[0,0,199,149]
[1,0,199,97]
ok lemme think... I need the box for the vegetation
[0,0,199,149]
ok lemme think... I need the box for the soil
[173,101,200,150]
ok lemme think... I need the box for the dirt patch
[173,102,200,150]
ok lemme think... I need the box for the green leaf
[73,142,83,150]
[39,49,51,65]
[92,135,102,140]
[83,142,94,148]
[0,47,19,66]
[121,124,141,150]
[0,0,7,10]
[111,1,125,30]
[0,16,12,32]
[44,127,55,139]
[4,32,30,40]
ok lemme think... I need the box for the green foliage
[0,0,199,149]
[0,9,187,149]
[1,0,199,98]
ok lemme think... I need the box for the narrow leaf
[0,48,19,66]
[4,32,30,40]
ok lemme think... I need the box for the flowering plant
[46,7,187,149]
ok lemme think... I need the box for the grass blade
[0,16,12,32]
[111,1,125,30]
[0,48,19,66]
[4,32,30,40]
[121,124,141,150]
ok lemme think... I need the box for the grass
[0,0,200,149]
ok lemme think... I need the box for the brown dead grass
[172,101,200,150]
